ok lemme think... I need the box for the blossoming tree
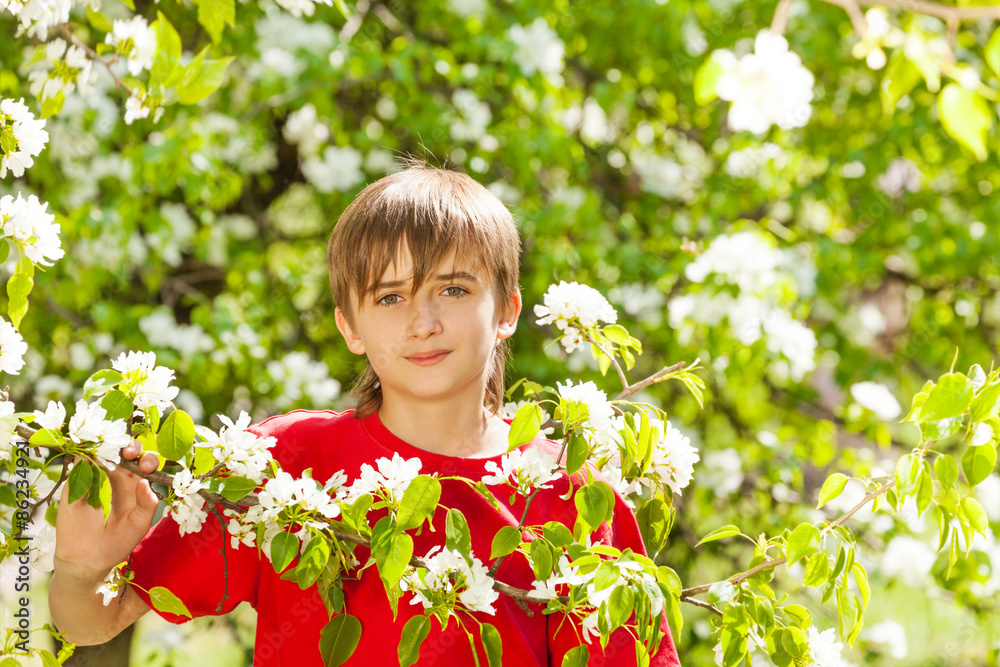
[1,0,998,665]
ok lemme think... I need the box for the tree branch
[772,0,1000,37]
[57,25,132,95]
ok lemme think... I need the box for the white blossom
[28,520,57,572]
[67,399,130,470]
[849,382,901,421]
[139,310,215,360]
[6,0,73,39]
[302,145,365,193]
[27,38,93,102]
[195,411,276,484]
[258,469,341,521]
[171,468,205,500]
[865,620,908,659]
[1,192,64,267]
[123,90,152,125]
[33,400,66,430]
[407,547,499,615]
[224,508,257,549]
[534,282,617,353]
[0,400,18,461]
[267,351,341,408]
[507,19,565,77]
[806,626,846,667]
[105,16,157,76]
[0,318,28,375]
[684,231,786,294]
[761,309,817,380]
[0,98,49,178]
[877,158,921,197]
[879,535,936,581]
[274,0,332,18]
[699,448,743,498]
[556,380,616,436]
[169,495,208,536]
[450,89,492,142]
[345,452,422,504]
[97,568,123,606]
[446,0,486,19]
[482,447,560,494]
[283,104,329,155]
[714,30,815,133]
[111,350,180,412]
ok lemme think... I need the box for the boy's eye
[444,286,466,297]
[378,294,400,306]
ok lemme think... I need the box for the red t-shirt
[130,409,680,666]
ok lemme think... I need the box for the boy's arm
[48,442,159,645]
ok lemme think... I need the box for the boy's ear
[496,290,522,341]
[335,307,366,355]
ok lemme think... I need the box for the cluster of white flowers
[1,192,65,267]
[805,626,847,667]
[849,381,901,421]
[629,140,713,202]
[28,38,93,103]
[267,351,341,408]
[406,546,499,614]
[573,559,662,640]
[105,16,157,76]
[139,310,215,361]
[302,145,364,193]
[111,351,180,412]
[96,567,125,606]
[283,104,329,155]
[0,400,19,461]
[450,89,492,143]
[67,399,130,470]
[723,142,788,179]
[446,0,486,19]
[562,97,612,146]
[685,231,787,294]
[274,0,332,18]
[257,470,341,519]
[483,447,560,495]
[168,469,209,536]
[877,158,922,198]
[865,619,908,660]
[344,452,422,505]
[0,98,49,179]
[195,411,277,484]
[507,19,565,78]
[535,282,618,353]
[556,380,617,439]
[0,318,28,376]
[2,0,73,39]
[123,90,155,125]
[713,30,815,134]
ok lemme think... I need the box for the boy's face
[334,247,521,408]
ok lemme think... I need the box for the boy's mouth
[404,350,451,366]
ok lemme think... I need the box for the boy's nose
[407,299,443,338]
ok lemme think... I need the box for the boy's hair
[327,165,522,419]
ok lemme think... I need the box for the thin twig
[211,505,232,614]
[614,361,687,401]
[57,25,132,94]
[771,0,796,34]
[587,334,630,394]
[679,595,723,617]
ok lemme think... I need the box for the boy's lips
[404,350,451,366]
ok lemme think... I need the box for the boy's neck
[376,392,509,459]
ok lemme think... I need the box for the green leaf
[395,475,441,531]
[296,535,332,589]
[920,373,974,422]
[377,532,414,592]
[480,623,503,667]
[220,476,258,502]
[782,604,811,629]
[445,508,471,555]
[565,432,589,475]
[785,524,820,565]
[970,382,1000,422]
[636,498,670,556]
[530,538,553,580]
[490,525,521,560]
[696,524,740,547]
[85,4,113,32]
[816,473,849,509]
[574,482,611,533]
[149,586,192,618]
[934,454,959,491]
[803,552,830,587]
[962,443,996,488]
[39,91,65,119]
[608,584,635,627]
[694,54,726,105]
[319,614,363,667]
[542,521,575,548]
[176,49,234,105]
[157,410,195,462]
[100,389,134,422]
[193,0,234,43]
[270,531,299,573]
[894,453,920,495]
[880,52,920,115]
[561,646,590,667]
[83,369,124,400]
[938,83,992,162]
[28,428,62,447]
[960,496,989,535]
[507,402,543,451]
[397,615,432,667]
[6,269,33,329]
[852,562,871,609]
[986,27,1000,78]
[151,12,182,86]
[68,461,94,504]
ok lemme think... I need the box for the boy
[50,166,681,665]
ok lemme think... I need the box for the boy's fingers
[138,452,158,474]
[122,439,141,460]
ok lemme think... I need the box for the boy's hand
[53,440,161,585]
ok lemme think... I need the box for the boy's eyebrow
[374,272,481,290]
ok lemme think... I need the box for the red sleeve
[129,501,261,623]
[546,488,681,667]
